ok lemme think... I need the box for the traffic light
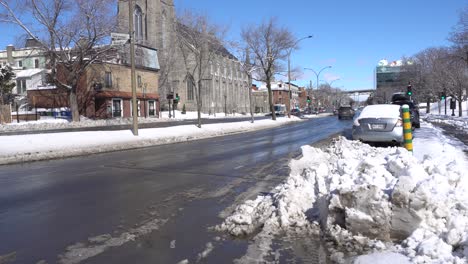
[440,91,446,100]
[406,84,412,96]
[174,93,180,104]
[307,96,311,103]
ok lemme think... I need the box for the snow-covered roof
[27,84,57,90]
[258,82,299,91]
[15,69,44,78]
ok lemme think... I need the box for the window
[148,100,156,116]
[112,99,122,117]
[187,77,195,101]
[134,5,143,41]
[34,59,39,68]
[18,61,22,68]
[137,75,142,87]
[104,72,112,88]
[16,79,27,94]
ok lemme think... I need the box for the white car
[352,104,404,145]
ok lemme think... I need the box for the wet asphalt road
[0,116,353,264]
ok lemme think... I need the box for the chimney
[25,38,42,48]
[6,45,15,65]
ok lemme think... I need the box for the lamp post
[304,66,332,110]
[129,0,138,136]
[329,78,340,87]
[287,35,313,118]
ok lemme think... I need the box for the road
[0,116,353,264]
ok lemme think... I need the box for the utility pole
[129,0,138,136]
[245,48,254,123]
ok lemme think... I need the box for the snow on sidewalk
[0,117,301,165]
[216,121,468,264]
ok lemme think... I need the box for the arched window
[134,5,143,41]
[187,76,195,101]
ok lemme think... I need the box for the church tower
[117,0,175,54]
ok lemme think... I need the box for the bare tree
[449,7,468,113]
[407,46,467,116]
[439,48,467,116]
[0,0,117,121]
[404,49,444,112]
[242,17,296,120]
[449,7,468,48]
[176,11,227,128]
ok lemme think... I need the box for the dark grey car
[391,100,420,128]
[338,106,355,119]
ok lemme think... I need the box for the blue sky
[172,0,466,91]
[1,0,465,91]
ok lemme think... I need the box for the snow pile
[217,137,468,263]
[424,114,468,131]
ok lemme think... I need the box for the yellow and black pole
[402,105,413,152]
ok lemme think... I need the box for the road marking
[234,165,244,170]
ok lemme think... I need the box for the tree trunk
[69,90,80,122]
[248,74,254,123]
[426,98,430,114]
[266,78,276,121]
[458,99,463,117]
[197,79,202,128]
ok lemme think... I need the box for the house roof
[258,81,300,91]
[15,69,44,78]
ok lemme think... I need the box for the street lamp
[304,66,332,109]
[287,35,313,117]
[329,78,340,87]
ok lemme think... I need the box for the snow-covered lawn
[0,111,265,132]
[421,99,468,131]
[0,117,301,165]
[216,120,468,263]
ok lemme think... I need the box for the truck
[273,104,286,116]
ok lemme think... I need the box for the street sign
[111,33,130,45]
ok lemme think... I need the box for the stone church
[117,0,251,114]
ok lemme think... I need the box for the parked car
[290,108,302,117]
[391,92,410,102]
[337,106,355,119]
[352,104,403,145]
[391,100,420,128]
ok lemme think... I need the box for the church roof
[176,22,236,60]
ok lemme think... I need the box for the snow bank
[424,114,468,131]
[217,137,468,263]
